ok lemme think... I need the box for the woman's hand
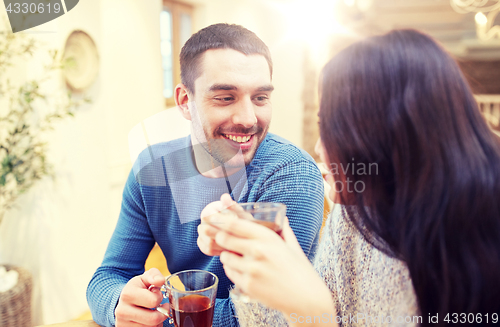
[197,194,236,256]
[207,209,337,324]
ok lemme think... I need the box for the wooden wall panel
[458,60,500,94]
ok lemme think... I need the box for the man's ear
[175,83,192,120]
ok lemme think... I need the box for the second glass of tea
[228,202,287,302]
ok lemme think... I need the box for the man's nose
[232,98,257,128]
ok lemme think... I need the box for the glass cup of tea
[227,202,287,302]
[154,269,219,327]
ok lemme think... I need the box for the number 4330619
[5,2,62,14]
[444,313,498,324]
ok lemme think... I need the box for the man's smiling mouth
[222,134,252,143]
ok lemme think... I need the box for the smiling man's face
[185,48,273,167]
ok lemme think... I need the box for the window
[161,1,193,106]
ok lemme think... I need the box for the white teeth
[224,134,251,143]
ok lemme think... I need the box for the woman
[203,29,500,326]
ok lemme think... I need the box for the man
[87,23,324,327]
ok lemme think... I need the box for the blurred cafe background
[0,0,499,325]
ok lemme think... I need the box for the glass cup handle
[149,284,173,324]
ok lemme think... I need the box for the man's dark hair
[180,23,273,94]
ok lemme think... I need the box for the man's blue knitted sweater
[86,133,324,326]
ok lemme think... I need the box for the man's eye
[215,97,234,102]
[254,96,269,102]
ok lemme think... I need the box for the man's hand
[115,268,168,327]
[197,194,236,256]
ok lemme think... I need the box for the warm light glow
[450,0,500,40]
[344,0,355,7]
[356,0,373,12]
[475,10,500,40]
[475,12,488,25]
[274,0,353,63]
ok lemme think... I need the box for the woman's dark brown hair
[319,29,500,325]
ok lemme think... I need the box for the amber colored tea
[254,220,282,235]
[172,294,214,327]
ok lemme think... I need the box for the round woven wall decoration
[62,30,99,92]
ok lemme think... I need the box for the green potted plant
[0,28,89,326]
